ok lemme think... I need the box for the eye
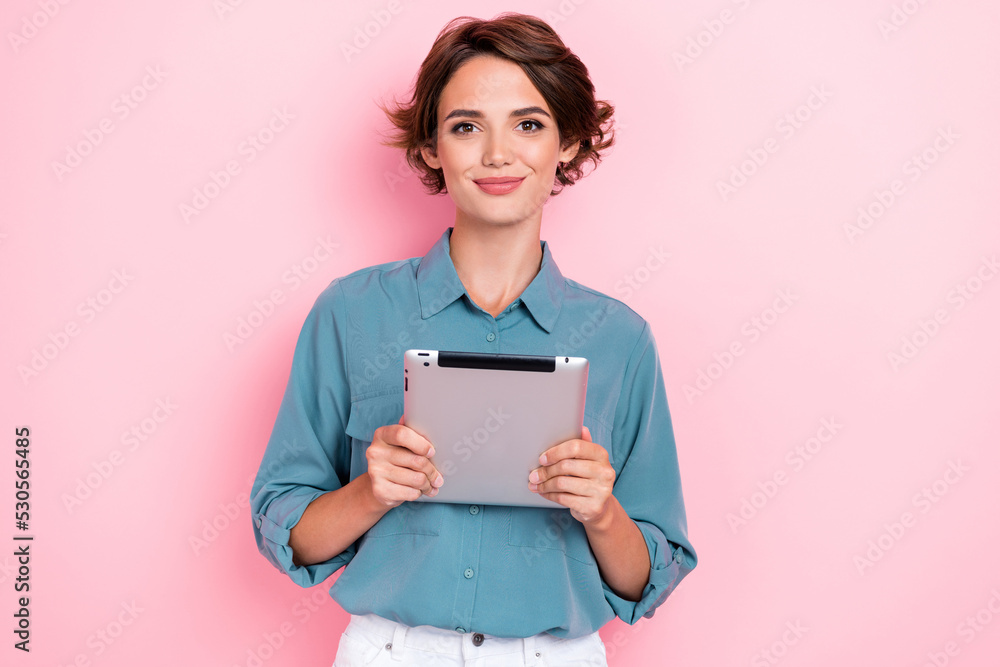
[451,122,477,135]
[519,119,543,132]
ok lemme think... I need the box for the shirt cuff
[602,519,687,624]
[252,487,355,588]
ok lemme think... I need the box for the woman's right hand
[366,416,444,508]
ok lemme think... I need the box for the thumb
[581,425,592,442]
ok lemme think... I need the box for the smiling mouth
[473,177,525,195]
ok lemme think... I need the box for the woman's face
[421,55,579,229]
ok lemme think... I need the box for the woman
[251,12,696,666]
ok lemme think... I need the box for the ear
[558,140,581,166]
[421,143,441,170]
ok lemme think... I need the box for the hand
[366,416,444,508]
[528,426,615,526]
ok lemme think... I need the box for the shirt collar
[415,226,566,333]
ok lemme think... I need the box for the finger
[386,445,441,483]
[540,439,604,466]
[538,458,614,494]
[375,424,441,490]
[373,478,425,504]
[531,473,592,498]
[535,490,574,509]
[371,452,440,496]
[389,423,436,458]
[529,458,595,485]
[581,425,592,442]
[380,462,438,494]
[531,482,611,509]
[401,446,445,490]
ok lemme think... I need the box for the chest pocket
[344,393,443,538]
[507,413,612,565]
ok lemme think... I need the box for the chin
[465,213,521,227]
[450,182,541,223]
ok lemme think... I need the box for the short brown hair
[377,12,615,196]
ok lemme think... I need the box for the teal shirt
[250,226,696,639]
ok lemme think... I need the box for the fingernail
[528,471,539,483]
[539,454,547,465]
[428,447,436,457]
[429,487,438,496]
[434,475,444,487]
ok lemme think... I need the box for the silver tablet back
[403,349,588,507]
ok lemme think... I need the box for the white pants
[332,613,608,666]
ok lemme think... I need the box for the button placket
[454,478,483,635]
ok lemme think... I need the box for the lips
[473,177,525,195]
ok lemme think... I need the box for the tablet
[403,349,589,508]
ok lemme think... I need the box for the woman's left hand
[528,426,615,527]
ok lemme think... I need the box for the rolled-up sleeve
[603,320,697,622]
[250,279,354,587]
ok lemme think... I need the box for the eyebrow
[442,106,552,122]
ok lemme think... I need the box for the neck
[448,218,543,318]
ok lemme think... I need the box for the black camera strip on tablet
[431,350,559,373]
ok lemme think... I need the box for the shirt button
[456,626,466,633]
[464,567,474,579]
[486,332,496,342]
[469,505,479,515]
[255,517,262,528]
[472,633,485,646]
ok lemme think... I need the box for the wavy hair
[377,12,615,196]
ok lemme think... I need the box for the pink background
[3,0,1000,665]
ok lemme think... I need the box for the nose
[483,131,512,167]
